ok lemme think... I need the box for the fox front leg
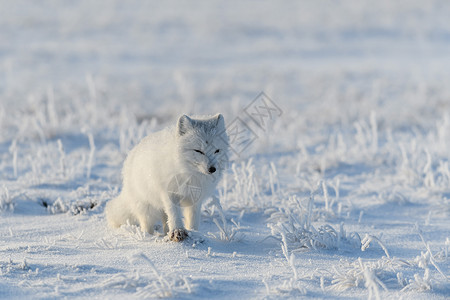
[184,201,202,231]
[161,211,169,235]
[163,193,188,242]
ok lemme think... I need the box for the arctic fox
[106,114,229,242]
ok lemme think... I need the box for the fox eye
[194,149,205,155]
[214,149,220,154]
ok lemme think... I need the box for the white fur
[106,114,229,240]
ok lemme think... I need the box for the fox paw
[169,228,188,242]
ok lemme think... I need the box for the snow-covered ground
[1,1,449,299]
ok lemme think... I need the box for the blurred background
[1,0,450,158]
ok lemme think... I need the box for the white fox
[106,114,229,242]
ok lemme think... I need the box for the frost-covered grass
[1,0,450,299]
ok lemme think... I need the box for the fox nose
[208,166,216,174]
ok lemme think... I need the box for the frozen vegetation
[0,0,449,299]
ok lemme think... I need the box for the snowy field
[1,0,450,299]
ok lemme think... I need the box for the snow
[1,0,450,299]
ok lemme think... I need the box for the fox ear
[178,115,193,136]
[214,113,225,129]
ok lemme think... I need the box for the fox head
[177,114,229,179]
